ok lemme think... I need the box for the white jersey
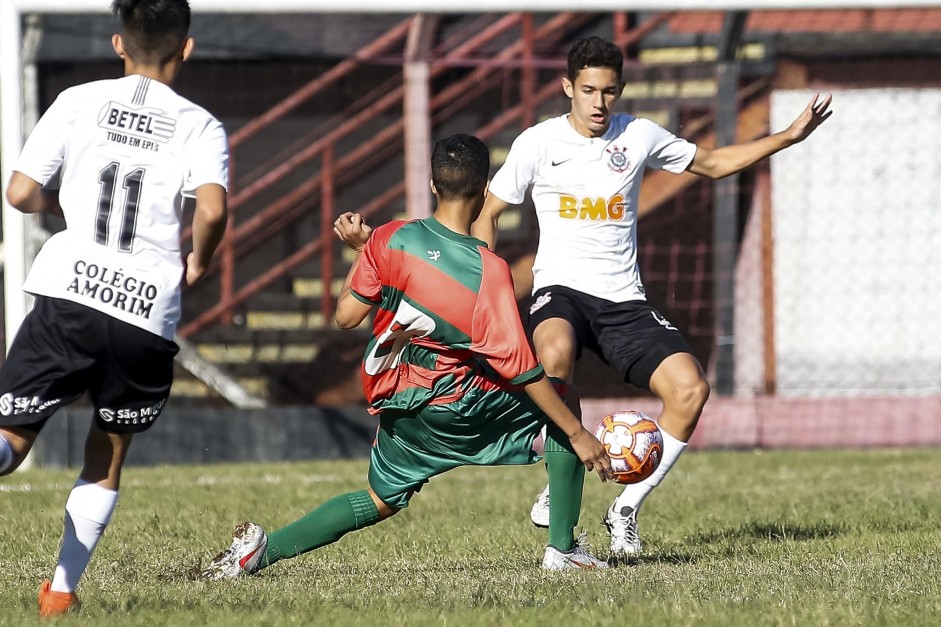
[488,113,696,303]
[15,74,228,339]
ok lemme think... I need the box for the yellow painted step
[293,277,346,299]
[197,343,321,364]
[638,42,765,64]
[170,378,211,398]
[237,377,268,398]
[499,208,521,230]
[342,247,358,264]
[621,79,717,101]
[245,311,326,330]
[170,376,268,399]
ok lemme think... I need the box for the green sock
[544,423,585,553]
[259,490,380,570]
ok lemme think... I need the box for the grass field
[2,448,940,625]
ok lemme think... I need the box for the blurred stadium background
[2,1,941,465]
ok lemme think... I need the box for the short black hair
[431,134,490,201]
[567,36,623,82]
[112,0,191,65]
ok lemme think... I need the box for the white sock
[611,428,688,515]
[0,434,13,474]
[50,480,119,593]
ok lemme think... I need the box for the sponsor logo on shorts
[0,394,63,416]
[651,311,678,331]
[98,398,167,426]
[529,292,552,315]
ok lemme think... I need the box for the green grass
[2,448,941,625]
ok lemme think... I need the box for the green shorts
[368,383,548,510]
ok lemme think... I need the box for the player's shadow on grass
[610,551,698,567]
[689,520,848,546]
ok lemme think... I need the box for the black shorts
[527,285,692,390]
[0,296,178,434]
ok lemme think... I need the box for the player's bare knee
[665,376,710,419]
[690,376,711,409]
[536,340,575,378]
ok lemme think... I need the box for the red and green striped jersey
[350,217,544,413]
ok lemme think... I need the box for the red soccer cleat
[38,579,81,617]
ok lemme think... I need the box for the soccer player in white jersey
[474,36,832,559]
[0,0,228,616]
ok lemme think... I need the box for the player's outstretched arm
[5,172,62,217]
[688,93,833,180]
[523,375,612,481]
[186,183,227,286]
[471,193,511,251]
[334,212,372,252]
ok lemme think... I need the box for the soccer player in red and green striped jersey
[202,134,613,577]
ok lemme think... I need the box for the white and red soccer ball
[593,410,663,485]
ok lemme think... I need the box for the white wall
[771,88,941,396]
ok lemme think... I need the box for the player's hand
[569,427,613,482]
[184,252,207,287]
[334,212,372,252]
[785,93,833,144]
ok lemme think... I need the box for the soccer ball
[593,410,663,485]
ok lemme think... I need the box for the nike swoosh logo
[551,158,571,166]
[563,556,597,569]
[238,545,263,570]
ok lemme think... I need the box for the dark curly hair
[567,36,623,82]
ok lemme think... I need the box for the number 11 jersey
[15,74,228,340]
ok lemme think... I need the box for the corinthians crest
[606,145,630,173]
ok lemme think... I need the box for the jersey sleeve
[641,119,698,174]
[182,116,229,197]
[14,92,73,186]
[487,128,538,205]
[350,223,395,304]
[471,250,544,384]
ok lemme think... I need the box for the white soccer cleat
[603,504,643,557]
[542,533,609,570]
[529,484,550,528]
[201,522,268,580]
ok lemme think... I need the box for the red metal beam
[320,145,335,320]
[236,75,402,191]
[614,11,677,49]
[182,12,603,336]
[183,14,542,245]
[228,18,412,148]
[180,182,405,338]
[195,122,405,283]
[230,14,530,211]
[521,13,535,128]
[216,9,597,246]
